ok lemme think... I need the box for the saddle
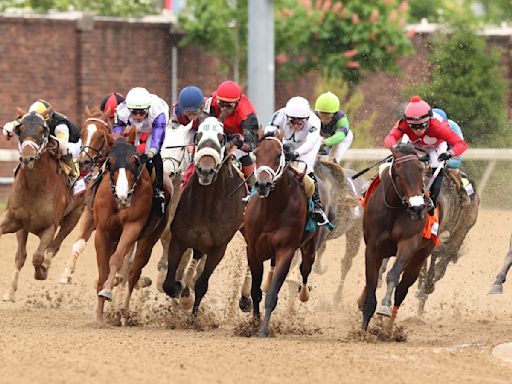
[290,165,314,198]
[446,169,472,205]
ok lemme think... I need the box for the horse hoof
[58,276,72,284]
[136,276,152,289]
[2,291,15,302]
[98,289,113,301]
[415,290,428,301]
[156,269,167,293]
[239,296,253,312]
[179,289,194,310]
[376,305,392,317]
[163,281,182,298]
[299,285,310,302]
[34,268,48,281]
[259,326,270,338]
[489,284,503,295]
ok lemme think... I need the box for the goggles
[130,108,149,116]
[408,120,429,130]
[218,100,238,109]
[287,116,308,125]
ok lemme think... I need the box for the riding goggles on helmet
[287,116,308,125]
[130,108,149,116]
[408,120,429,130]
[218,100,238,109]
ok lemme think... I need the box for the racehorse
[94,127,172,322]
[243,128,332,337]
[489,233,512,294]
[59,107,114,284]
[162,117,246,315]
[0,109,83,301]
[359,143,441,332]
[416,172,479,311]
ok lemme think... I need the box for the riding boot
[61,153,77,186]
[308,172,329,224]
[428,168,444,215]
[153,153,165,204]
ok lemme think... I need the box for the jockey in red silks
[204,80,259,183]
[384,95,468,214]
[100,92,125,123]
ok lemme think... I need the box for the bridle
[383,154,426,209]
[17,113,50,161]
[79,117,110,169]
[254,136,287,192]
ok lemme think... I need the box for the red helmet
[216,81,242,102]
[101,92,125,118]
[403,95,432,125]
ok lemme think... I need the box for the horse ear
[125,126,136,145]
[193,131,203,146]
[277,128,284,142]
[218,132,226,147]
[84,105,92,117]
[257,126,264,142]
[17,107,26,117]
[105,130,116,147]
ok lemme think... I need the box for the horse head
[15,108,51,169]
[193,117,226,186]
[105,137,144,209]
[390,143,429,220]
[253,126,286,198]
[79,107,113,171]
[162,121,193,178]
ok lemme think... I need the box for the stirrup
[310,209,329,226]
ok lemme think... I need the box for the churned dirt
[1,208,512,384]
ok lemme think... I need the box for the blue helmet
[432,108,448,121]
[178,86,204,112]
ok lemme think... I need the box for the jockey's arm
[2,119,20,137]
[384,121,403,148]
[295,125,321,157]
[439,124,468,156]
[147,112,167,157]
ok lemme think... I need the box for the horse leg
[33,225,58,280]
[261,256,275,294]
[415,258,429,315]
[94,229,116,322]
[179,249,204,310]
[334,226,363,305]
[3,230,28,302]
[192,244,228,316]
[377,257,390,288]
[392,249,429,332]
[99,223,143,300]
[312,242,327,275]
[45,203,85,269]
[260,250,294,338]
[239,264,253,312]
[162,238,188,299]
[490,234,512,294]
[377,257,404,318]
[298,240,316,302]
[156,224,171,293]
[59,208,95,284]
[362,246,381,330]
[248,253,264,322]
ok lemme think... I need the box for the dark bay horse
[0,109,83,301]
[94,129,172,322]
[59,108,114,284]
[162,117,246,315]
[359,143,441,332]
[243,129,332,337]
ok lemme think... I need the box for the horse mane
[394,143,418,156]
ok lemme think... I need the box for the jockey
[314,91,353,163]
[268,96,329,224]
[100,92,125,123]
[2,99,81,179]
[204,80,258,182]
[172,85,209,149]
[384,95,468,214]
[113,87,169,203]
[432,108,464,170]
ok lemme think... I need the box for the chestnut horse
[243,129,332,337]
[0,109,83,301]
[162,117,246,315]
[59,108,114,284]
[359,143,441,332]
[94,129,172,321]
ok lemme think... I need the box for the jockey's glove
[139,153,150,164]
[231,135,244,149]
[285,151,299,162]
[438,151,453,162]
[2,121,15,136]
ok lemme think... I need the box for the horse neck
[263,169,302,207]
[381,168,404,208]
[17,152,60,190]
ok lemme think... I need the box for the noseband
[254,136,287,190]
[383,154,425,209]
[17,114,50,161]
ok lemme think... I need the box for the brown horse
[58,107,114,284]
[94,128,172,322]
[243,129,332,337]
[162,117,246,315]
[359,143,441,332]
[0,109,83,301]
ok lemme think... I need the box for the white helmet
[125,87,152,109]
[285,96,310,118]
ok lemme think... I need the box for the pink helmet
[403,95,432,126]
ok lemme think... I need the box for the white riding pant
[426,141,448,168]
[54,124,81,158]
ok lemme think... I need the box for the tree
[0,0,160,17]
[179,0,414,87]
[411,28,509,147]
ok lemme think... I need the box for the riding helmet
[216,81,242,102]
[178,86,204,112]
[314,92,340,114]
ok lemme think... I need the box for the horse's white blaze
[409,195,425,207]
[85,123,98,147]
[115,168,129,200]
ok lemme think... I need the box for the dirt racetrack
[1,207,512,383]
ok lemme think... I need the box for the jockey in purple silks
[113,87,169,203]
